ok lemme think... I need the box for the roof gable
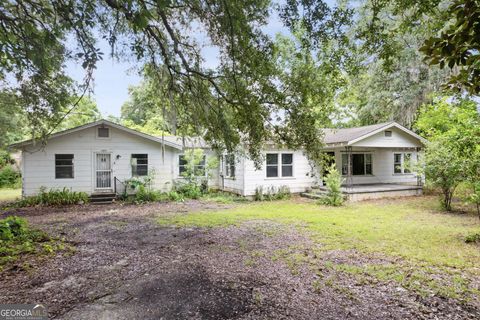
[9,119,183,150]
[323,122,426,146]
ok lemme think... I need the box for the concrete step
[300,192,325,199]
[91,200,115,205]
[90,193,116,204]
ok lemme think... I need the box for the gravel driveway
[1,201,478,319]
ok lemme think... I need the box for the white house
[10,119,426,200]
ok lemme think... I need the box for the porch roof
[322,121,426,146]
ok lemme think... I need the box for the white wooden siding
[22,125,177,196]
[242,149,317,196]
[328,147,420,185]
[221,155,245,194]
[171,149,220,189]
[351,127,422,148]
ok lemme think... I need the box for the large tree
[0,0,347,164]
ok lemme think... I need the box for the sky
[66,10,287,118]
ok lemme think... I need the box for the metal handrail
[114,177,126,196]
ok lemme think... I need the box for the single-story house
[10,119,426,200]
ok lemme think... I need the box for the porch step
[300,190,327,199]
[89,193,116,204]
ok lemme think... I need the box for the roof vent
[384,130,392,137]
[98,127,110,138]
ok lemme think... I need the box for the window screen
[55,154,74,179]
[179,154,206,176]
[281,153,293,177]
[385,130,392,137]
[404,153,412,173]
[341,154,348,175]
[266,153,278,177]
[132,154,148,176]
[98,127,110,138]
[394,153,402,173]
[225,154,235,178]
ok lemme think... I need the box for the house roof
[9,119,184,150]
[159,136,209,149]
[322,121,426,146]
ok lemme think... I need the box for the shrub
[13,188,89,207]
[0,165,21,188]
[254,186,264,201]
[0,216,28,241]
[254,185,291,201]
[0,216,57,268]
[319,165,344,206]
[276,185,291,200]
[175,182,203,199]
[134,185,162,203]
[464,232,480,244]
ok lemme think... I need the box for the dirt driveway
[1,200,479,319]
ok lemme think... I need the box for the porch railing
[114,177,126,197]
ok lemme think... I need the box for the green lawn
[0,188,21,203]
[159,197,480,268]
[158,196,480,300]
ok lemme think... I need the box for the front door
[95,153,112,190]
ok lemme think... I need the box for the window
[179,155,188,175]
[131,154,148,176]
[342,153,373,176]
[341,154,348,175]
[225,154,235,178]
[384,130,392,137]
[55,154,74,179]
[266,153,293,178]
[97,127,110,138]
[179,154,206,176]
[282,154,293,177]
[266,153,278,177]
[404,153,411,173]
[394,153,413,174]
[365,154,372,175]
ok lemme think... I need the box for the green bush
[0,216,57,268]
[465,232,480,244]
[133,185,162,203]
[175,182,203,199]
[13,188,89,207]
[0,216,28,241]
[254,185,291,201]
[319,165,344,206]
[0,165,21,188]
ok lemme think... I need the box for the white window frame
[265,152,294,178]
[96,127,110,139]
[224,154,235,178]
[393,152,413,174]
[55,154,74,179]
[131,154,148,177]
[178,154,207,177]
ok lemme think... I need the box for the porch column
[416,147,423,186]
[345,146,353,189]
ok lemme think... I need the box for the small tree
[177,149,218,197]
[319,164,344,206]
[422,139,464,211]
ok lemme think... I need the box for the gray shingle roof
[322,122,395,144]
[159,136,209,149]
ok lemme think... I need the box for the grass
[158,196,480,269]
[158,196,480,300]
[0,188,21,203]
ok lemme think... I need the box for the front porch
[302,183,423,202]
